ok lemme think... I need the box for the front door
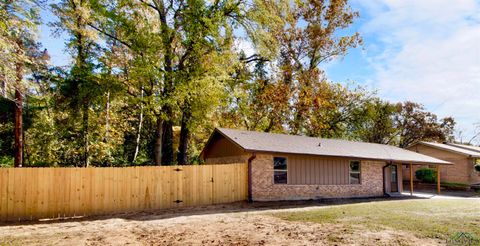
[391,165,398,192]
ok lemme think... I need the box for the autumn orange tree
[394,102,455,148]
[218,0,455,147]
[221,0,363,135]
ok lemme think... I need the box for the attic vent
[318,142,322,147]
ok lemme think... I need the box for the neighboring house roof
[207,128,451,165]
[446,143,480,153]
[412,141,480,158]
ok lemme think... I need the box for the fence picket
[0,163,247,222]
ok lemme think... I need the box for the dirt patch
[0,201,443,246]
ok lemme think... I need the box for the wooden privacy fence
[0,163,247,222]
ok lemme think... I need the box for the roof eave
[241,149,452,165]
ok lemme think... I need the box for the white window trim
[349,160,361,185]
[273,156,288,185]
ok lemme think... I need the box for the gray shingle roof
[215,128,451,165]
[416,142,480,158]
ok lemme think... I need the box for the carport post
[409,164,413,196]
[436,165,441,194]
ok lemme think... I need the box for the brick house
[200,128,450,201]
[405,142,480,185]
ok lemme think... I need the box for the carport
[383,161,452,196]
[403,162,453,195]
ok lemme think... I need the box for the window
[274,157,287,184]
[349,161,361,184]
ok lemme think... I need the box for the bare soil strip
[0,200,445,245]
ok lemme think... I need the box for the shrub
[474,186,480,193]
[415,168,437,183]
[475,164,480,172]
[0,156,13,167]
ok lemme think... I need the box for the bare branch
[239,54,269,63]
[138,0,159,11]
[87,23,133,50]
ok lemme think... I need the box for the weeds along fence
[0,163,248,222]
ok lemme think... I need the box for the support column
[436,165,441,194]
[409,164,413,196]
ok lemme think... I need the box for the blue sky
[328,0,480,144]
[39,6,69,67]
[38,0,480,143]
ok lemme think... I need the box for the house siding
[287,155,350,185]
[251,154,385,201]
[203,133,245,159]
[205,155,250,164]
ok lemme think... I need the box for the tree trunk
[24,95,29,166]
[104,91,112,166]
[156,0,175,165]
[133,90,143,162]
[153,117,163,165]
[161,119,174,165]
[264,118,275,132]
[73,0,90,167]
[82,101,90,167]
[14,54,23,168]
[0,69,6,98]
[105,91,110,142]
[177,105,191,165]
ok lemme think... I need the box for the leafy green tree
[52,0,102,167]
[354,99,397,144]
[0,0,42,167]
[86,0,281,165]
[394,102,455,148]
[353,100,456,147]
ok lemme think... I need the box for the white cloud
[234,38,255,57]
[354,0,480,143]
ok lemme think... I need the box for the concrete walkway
[401,191,480,199]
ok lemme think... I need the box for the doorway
[391,165,398,192]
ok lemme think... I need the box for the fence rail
[0,163,248,222]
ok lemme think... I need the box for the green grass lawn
[275,199,480,241]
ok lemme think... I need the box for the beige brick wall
[469,159,480,184]
[251,154,385,201]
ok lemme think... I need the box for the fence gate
[0,163,248,222]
